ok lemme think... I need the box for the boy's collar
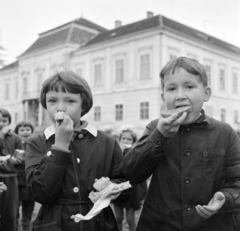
[44,121,97,140]
[195,109,210,124]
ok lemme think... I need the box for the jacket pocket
[203,149,225,181]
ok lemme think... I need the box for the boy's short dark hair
[14,121,34,134]
[40,71,93,117]
[119,129,137,144]
[160,57,208,89]
[0,108,12,124]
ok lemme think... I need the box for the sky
[0,0,240,65]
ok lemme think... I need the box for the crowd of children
[0,56,240,231]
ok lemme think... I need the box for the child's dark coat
[26,124,129,231]
[123,112,240,231]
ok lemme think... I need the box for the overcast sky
[0,0,240,65]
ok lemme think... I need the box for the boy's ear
[204,86,212,102]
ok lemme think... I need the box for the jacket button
[185,150,191,156]
[77,158,80,163]
[78,134,83,138]
[184,177,191,184]
[184,205,191,211]
[73,187,79,193]
[47,151,52,156]
[185,127,190,131]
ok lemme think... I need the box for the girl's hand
[157,112,187,138]
[195,192,225,219]
[10,156,22,165]
[55,114,74,150]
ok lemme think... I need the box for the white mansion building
[0,12,240,136]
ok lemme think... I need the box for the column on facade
[24,101,29,121]
[38,100,43,127]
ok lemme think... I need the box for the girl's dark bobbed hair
[0,108,12,124]
[14,121,34,134]
[40,71,93,117]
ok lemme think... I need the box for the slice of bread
[161,106,191,118]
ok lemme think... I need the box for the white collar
[44,121,98,140]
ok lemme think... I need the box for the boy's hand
[157,112,187,138]
[195,192,225,219]
[55,114,74,150]
[0,182,7,194]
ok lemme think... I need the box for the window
[115,104,123,121]
[219,69,225,90]
[234,110,239,124]
[94,106,101,121]
[115,59,124,83]
[170,54,177,60]
[140,54,150,80]
[37,73,42,92]
[23,77,28,94]
[5,82,9,100]
[15,80,19,98]
[140,102,149,120]
[15,113,18,124]
[94,64,102,86]
[76,68,82,76]
[205,65,211,87]
[233,72,238,93]
[221,109,226,122]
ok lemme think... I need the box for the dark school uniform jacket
[25,121,130,231]
[123,111,240,231]
[0,131,23,177]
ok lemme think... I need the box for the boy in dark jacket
[123,57,240,231]
[0,108,23,231]
[25,70,130,231]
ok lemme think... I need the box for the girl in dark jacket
[25,70,130,231]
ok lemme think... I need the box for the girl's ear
[204,86,212,102]
[161,93,165,103]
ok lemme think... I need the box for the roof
[84,15,240,55]
[19,18,108,57]
[0,61,19,72]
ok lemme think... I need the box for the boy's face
[161,67,211,125]
[46,90,82,128]
[0,113,10,131]
[18,126,32,139]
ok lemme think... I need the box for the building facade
[0,12,240,136]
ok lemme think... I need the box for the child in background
[0,108,23,231]
[123,57,240,231]
[14,121,35,231]
[25,70,130,231]
[114,128,147,231]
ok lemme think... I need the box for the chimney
[147,11,154,18]
[115,20,122,28]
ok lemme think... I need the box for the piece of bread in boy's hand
[0,154,11,165]
[93,177,111,191]
[14,149,25,160]
[161,106,191,118]
[54,111,65,123]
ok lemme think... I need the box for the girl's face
[18,126,32,139]
[0,113,10,131]
[46,90,83,128]
[120,132,134,148]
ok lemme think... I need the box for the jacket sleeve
[25,136,70,204]
[123,120,168,184]
[109,138,131,204]
[220,128,240,213]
